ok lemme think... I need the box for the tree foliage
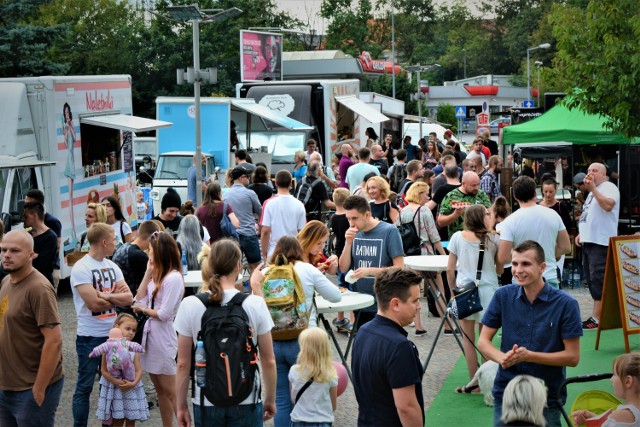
[550,0,640,138]
[0,0,69,76]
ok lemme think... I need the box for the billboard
[240,30,283,82]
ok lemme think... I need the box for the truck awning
[0,157,56,170]
[335,95,389,123]
[230,99,313,130]
[80,115,172,133]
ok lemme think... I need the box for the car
[489,117,511,134]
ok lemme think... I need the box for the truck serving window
[80,124,121,174]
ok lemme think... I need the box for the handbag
[398,206,422,256]
[132,296,154,345]
[450,238,485,319]
[220,201,239,240]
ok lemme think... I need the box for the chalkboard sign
[596,236,640,352]
[122,131,134,173]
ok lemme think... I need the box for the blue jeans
[494,397,562,427]
[193,402,263,427]
[0,376,64,427]
[274,339,300,427]
[73,335,107,427]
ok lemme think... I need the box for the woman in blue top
[291,151,307,188]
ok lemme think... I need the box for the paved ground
[53,282,594,427]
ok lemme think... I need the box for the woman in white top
[102,196,133,247]
[447,204,502,387]
[572,352,640,427]
[174,239,277,426]
[251,236,342,427]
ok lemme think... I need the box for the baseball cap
[573,172,586,185]
[231,166,248,181]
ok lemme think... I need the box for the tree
[550,0,640,138]
[0,0,69,76]
[320,0,383,57]
[437,103,456,129]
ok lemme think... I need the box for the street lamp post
[391,0,396,98]
[406,64,441,138]
[526,42,550,106]
[168,4,242,206]
[463,48,467,79]
[536,62,542,106]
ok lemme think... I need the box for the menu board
[596,236,640,353]
[122,131,134,173]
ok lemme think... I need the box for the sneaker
[337,323,353,334]
[582,317,599,330]
[415,329,428,337]
[332,318,349,328]
[408,322,416,327]
[444,329,460,336]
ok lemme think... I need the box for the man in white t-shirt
[70,223,133,427]
[260,170,307,260]
[575,163,620,330]
[497,176,571,288]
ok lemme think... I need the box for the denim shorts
[239,233,262,264]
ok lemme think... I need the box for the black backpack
[195,292,259,407]
[389,163,408,193]
[296,177,322,212]
[398,206,422,256]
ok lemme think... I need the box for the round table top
[404,255,449,272]
[184,270,204,288]
[315,292,375,313]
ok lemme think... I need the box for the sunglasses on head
[150,231,164,242]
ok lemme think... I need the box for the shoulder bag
[450,238,485,319]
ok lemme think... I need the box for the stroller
[557,373,622,426]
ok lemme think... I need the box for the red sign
[358,51,403,75]
[476,112,489,127]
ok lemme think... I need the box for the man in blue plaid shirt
[480,155,503,202]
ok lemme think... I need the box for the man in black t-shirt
[112,220,161,295]
[352,268,425,426]
[296,161,335,221]
[369,144,389,175]
[23,202,58,286]
[397,160,424,197]
[152,188,182,239]
[25,189,62,290]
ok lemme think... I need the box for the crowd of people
[0,133,634,427]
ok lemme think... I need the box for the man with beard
[480,155,503,202]
[437,171,491,236]
[0,231,64,427]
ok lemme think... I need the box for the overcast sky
[273,0,483,34]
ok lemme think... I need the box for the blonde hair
[87,202,107,224]
[114,313,137,328]
[614,352,640,388]
[86,223,114,245]
[297,220,329,264]
[366,175,390,200]
[295,151,306,163]
[405,181,429,204]
[293,327,337,383]
[332,188,350,208]
[501,375,547,426]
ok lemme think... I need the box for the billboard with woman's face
[240,30,283,82]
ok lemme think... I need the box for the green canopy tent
[502,104,635,146]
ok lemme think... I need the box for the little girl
[96,313,149,426]
[572,352,640,427]
[288,328,338,427]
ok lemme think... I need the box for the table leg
[422,275,465,370]
[318,313,354,384]
[343,310,362,359]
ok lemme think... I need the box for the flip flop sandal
[455,384,479,394]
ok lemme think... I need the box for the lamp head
[538,43,551,49]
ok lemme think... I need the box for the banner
[240,30,283,82]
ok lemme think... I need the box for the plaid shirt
[480,170,501,202]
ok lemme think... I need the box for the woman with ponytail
[132,231,184,426]
[174,239,277,426]
[447,204,503,391]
